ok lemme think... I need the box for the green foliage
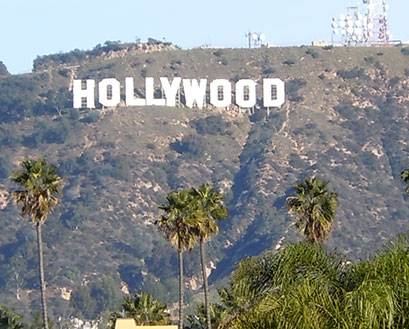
[283,59,295,66]
[0,62,9,77]
[23,118,76,147]
[0,305,26,329]
[401,168,409,194]
[11,158,61,224]
[287,78,307,102]
[118,264,143,292]
[70,276,123,319]
[157,189,201,251]
[0,157,12,179]
[9,154,60,329]
[112,292,170,325]
[192,115,229,136]
[218,242,341,329]
[400,48,409,56]
[286,176,338,243]
[0,125,22,148]
[171,134,208,159]
[3,44,409,320]
[262,67,276,75]
[306,48,319,59]
[0,75,45,123]
[219,239,409,329]
[28,313,56,329]
[213,50,224,58]
[185,303,228,329]
[337,67,368,80]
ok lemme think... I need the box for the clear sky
[1,0,409,74]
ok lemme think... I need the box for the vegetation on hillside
[1,44,409,323]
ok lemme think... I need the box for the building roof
[114,318,177,329]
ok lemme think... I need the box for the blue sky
[1,0,409,74]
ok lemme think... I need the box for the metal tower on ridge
[364,0,390,45]
[331,0,390,46]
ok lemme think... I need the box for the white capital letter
[125,77,146,106]
[160,77,181,107]
[182,79,207,109]
[263,78,285,108]
[210,79,231,108]
[73,79,95,108]
[236,79,257,108]
[146,77,166,106]
[99,78,120,107]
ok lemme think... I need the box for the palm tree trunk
[36,223,49,329]
[200,239,212,329]
[178,245,184,329]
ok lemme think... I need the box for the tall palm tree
[286,176,338,243]
[11,158,61,329]
[156,189,200,329]
[401,168,409,195]
[191,184,228,329]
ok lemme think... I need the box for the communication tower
[363,0,390,44]
[331,0,390,46]
[245,31,266,48]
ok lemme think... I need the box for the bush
[283,59,295,66]
[262,67,276,75]
[337,67,368,80]
[109,155,132,180]
[306,48,319,59]
[171,134,207,158]
[0,156,12,178]
[0,125,22,148]
[287,78,307,93]
[192,115,229,135]
[401,48,409,56]
[82,111,100,123]
[213,49,224,57]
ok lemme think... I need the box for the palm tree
[401,168,409,194]
[286,176,338,243]
[156,189,200,329]
[11,158,61,329]
[111,292,170,326]
[191,184,228,329]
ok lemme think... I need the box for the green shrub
[337,67,368,80]
[401,48,409,56]
[262,67,276,75]
[306,48,319,59]
[283,59,295,66]
[192,115,229,135]
[171,134,207,158]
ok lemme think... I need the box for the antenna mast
[331,0,390,46]
[364,0,390,45]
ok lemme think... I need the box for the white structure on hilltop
[331,0,391,46]
[245,31,266,48]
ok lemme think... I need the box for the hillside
[1,42,409,320]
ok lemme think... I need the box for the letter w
[182,79,207,109]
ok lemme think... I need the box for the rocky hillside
[1,43,409,320]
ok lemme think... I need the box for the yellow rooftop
[114,319,177,329]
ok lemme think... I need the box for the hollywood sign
[73,77,285,109]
